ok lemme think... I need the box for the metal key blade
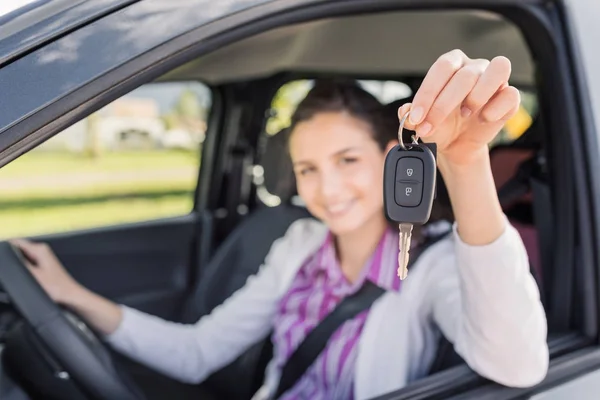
[397,223,413,280]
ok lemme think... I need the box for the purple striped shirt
[272,227,400,399]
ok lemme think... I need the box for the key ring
[398,110,420,151]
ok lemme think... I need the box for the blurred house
[37,95,205,153]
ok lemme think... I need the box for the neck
[335,215,388,282]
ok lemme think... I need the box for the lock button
[395,182,423,207]
[396,157,423,182]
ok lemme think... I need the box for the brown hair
[289,79,398,150]
[288,79,454,243]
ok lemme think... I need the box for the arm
[399,50,549,386]
[11,226,296,384]
[103,254,284,384]
[428,163,548,387]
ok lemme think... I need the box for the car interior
[0,5,590,400]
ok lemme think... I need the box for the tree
[266,80,312,135]
[84,112,102,159]
[175,89,202,119]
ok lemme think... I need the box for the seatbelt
[273,231,450,399]
[273,281,385,399]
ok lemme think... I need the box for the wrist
[437,148,505,245]
[60,282,88,308]
[438,148,491,181]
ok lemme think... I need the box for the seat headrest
[259,129,297,203]
[489,145,535,207]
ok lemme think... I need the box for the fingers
[407,51,513,137]
[480,85,521,123]
[9,238,50,265]
[9,238,32,249]
[462,56,512,116]
[423,59,489,134]
[409,49,468,126]
[9,238,37,258]
[397,103,412,128]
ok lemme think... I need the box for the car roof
[1,2,534,86]
[164,9,535,86]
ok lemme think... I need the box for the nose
[319,167,344,201]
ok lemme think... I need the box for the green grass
[0,149,200,239]
[0,150,198,178]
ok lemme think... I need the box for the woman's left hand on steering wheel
[9,239,80,304]
[397,49,520,167]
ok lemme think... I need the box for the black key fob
[383,142,437,225]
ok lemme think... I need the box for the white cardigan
[106,216,549,400]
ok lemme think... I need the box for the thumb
[397,103,418,131]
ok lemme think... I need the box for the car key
[383,111,437,279]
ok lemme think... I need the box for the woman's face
[289,111,395,235]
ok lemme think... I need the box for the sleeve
[428,216,549,387]
[103,226,297,384]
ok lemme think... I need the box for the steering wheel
[0,242,145,400]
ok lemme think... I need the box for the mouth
[325,199,356,219]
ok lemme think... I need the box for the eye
[340,157,358,165]
[298,167,316,176]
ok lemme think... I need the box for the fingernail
[409,107,424,125]
[461,106,472,118]
[418,122,433,137]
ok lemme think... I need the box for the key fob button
[396,157,423,182]
[395,182,422,207]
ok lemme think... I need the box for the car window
[0,81,211,238]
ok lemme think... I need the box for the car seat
[179,128,309,399]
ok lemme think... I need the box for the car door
[0,0,600,399]
[506,1,600,398]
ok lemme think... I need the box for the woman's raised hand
[398,49,520,167]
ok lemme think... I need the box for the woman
[13,50,548,400]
